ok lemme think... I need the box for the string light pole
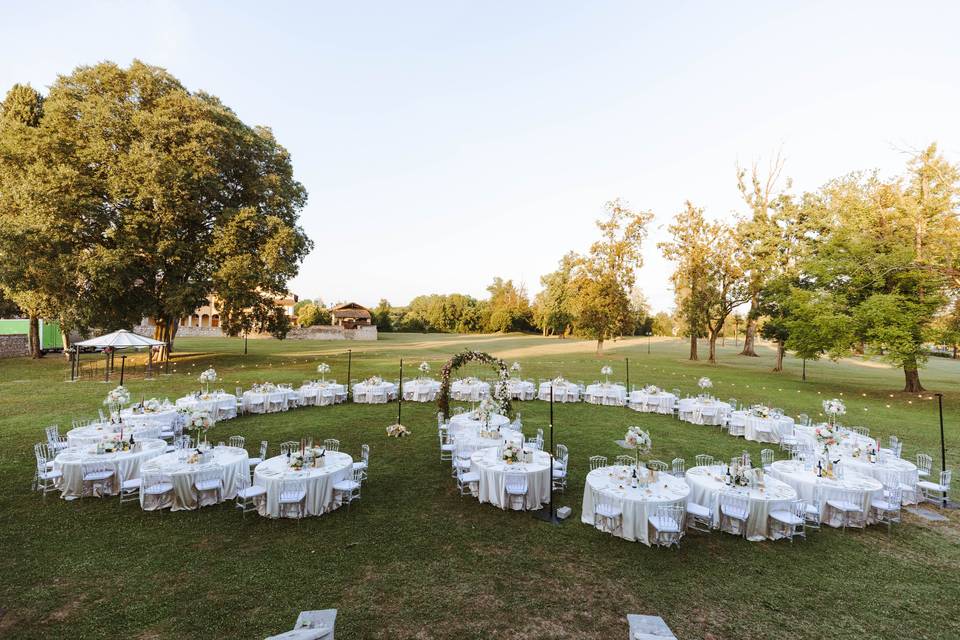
[534,385,561,525]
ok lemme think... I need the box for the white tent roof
[75,329,165,349]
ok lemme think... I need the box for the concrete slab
[627,614,676,639]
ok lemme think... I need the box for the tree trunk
[739,296,759,356]
[61,329,72,360]
[708,333,718,364]
[953,344,958,359]
[772,341,785,372]
[689,334,698,361]
[903,364,925,392]
[28,314,42,359]
[152,317,178,358]
[596,337,604,354]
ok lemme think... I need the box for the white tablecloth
[254,452,354,518]
[298,382,347,406]
[139,445,248,511]
[119,406,180,429]
[67,422,164,449]
[841,455,918,496]
[176,392,238,420]
[507,379,536,401]
[53,439,167,498]
[449,412,511,431]
[730,411,795,443]
[470,448,552,510]
[794,424,877,454]
[352,381,397,403]
[581,465,690,545]
[768,460,884,526]
[402,379,441,402]
[450,379,490,401]
[678,399,731,426]
[584,383,627,406]
[685,465,797,541]
[448,421,523,451]
[242,388,298,413]
[538,381,580,402]
[628,391,676,414]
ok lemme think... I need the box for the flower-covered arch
[437,349,512,418]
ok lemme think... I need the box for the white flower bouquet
[822,398,845,424]
[501,441,522,464]
[751,405,771,419]
[366,375,383,386]
[104,385,131,408]
[199,367,217,394]
[289,452,305,469]
[386,423,410,438]
[624,427,652,454]
[418,361,430,374]
[316,362,331,380]
[186,409,215,434]
[697,377,713,390]
[643,384,660,395]
[475,396,498,424]
[143,398,162,413]
[552,376,567,386]
[510,361,521,375]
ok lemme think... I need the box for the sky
[3,1,960,312]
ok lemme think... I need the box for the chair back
[589,455,607,471]
[695,454,714,467]
[324,438,340,452]
[941,470,953,489]
[648,459,668,472]
[259,441,268,459]
[761,449,775,468]
[280,479,306,501]
[615,455,635,467]
[720,491,748,516]
[671,457,685,476]
[505,472,527,494]
[196,465,223,487]
[554,443,568,464]
[360,443,370,464]
[228,435,245,449]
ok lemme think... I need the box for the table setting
[730,406,795,443]
[581,464,690,545]
[66,421,164,449]
[538,377,580,402]
[402,378,441,402]
[352,376,397,403]
[469,446,552,510]
[175,390,238,421]
[254,449,354,518]
[450,377,490,402]
[767,459,884,526]
[242,383,299,413]
[506,378,536,401]
[628,386,676,414]
[298,380,347,406]
[139,444,248,511]
[53,438,167,499]
[677,397,732,426]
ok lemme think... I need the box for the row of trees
[661,145,960,391]
[0,61,312,358]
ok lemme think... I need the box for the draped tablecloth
[402,379,441,402]
[352,381,397,403]
[584,383,627,406]
[470,448,552,510]
[176,392,238,420]
[448,421,522,451]
[119,406,180,430]
[67,422,164,449]
[242,388,298,413]
[254,452,354,518]
[841,455,917,499]
[678,399,731,426]
[581,465,690,545]
[54,439,167,499]
[298,382,346,406]
[730,411,795,443]
[450,379,490,401]
[449,412,510,431]
[768,460,883,526]
[538,381,580,402]
[628,391,676,414]
[139,445,248,511]
[793,424,877,454]
[685,465,797,541]
[506,379,536,401]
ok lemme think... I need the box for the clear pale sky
[3,2,959,312]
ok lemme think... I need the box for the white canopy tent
[72,330,166,383]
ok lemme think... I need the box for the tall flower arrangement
[822,398,845,426]
[103,385,131,422]
[198,368,217,395]
[418,361,430,380]
[316,362,330,381]
[600,365,613,384]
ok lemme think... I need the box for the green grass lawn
[2,333,958,639]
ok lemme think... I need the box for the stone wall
[286,325,378,341]
[0,334,29,358]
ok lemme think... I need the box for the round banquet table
[581,465,690,545]
[677,398,732,426]
[352,381,397,403]
[53,438,167,499]
[470,447,552,510]
[67,422,164,449]
[584,383,627,406]
[628,390,676,414]
[450,379,490,401]
[242,388,298,413]
[298,381,346,406]
[139,445,248,511]
[793,424,876,454]
[402,379,441,402]
[730,411,795,444]
[119,406,180,429]
[538,381,580,402]
[685,465,798,541]
[841,454,918,499]
[449,412,511,431]
[767,460,884,526]
[448,422,523,451]
[175,392,238,420]
[506,379,536,401]
[253,452,354,518]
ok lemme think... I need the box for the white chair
[719,491,750,537]
[916,453,932,479]
[194,465,224,506]
[769,500,806,542]
[453,443,475,478]
[248,441,268,471]
[33,443,62,496]
[694,454,714,468]
[871,486,902,532]
[552,444,568,492]
[235,387,246,414]
[593,489,623,535]
[119,475,142,506]
[323,439,340,452]
[279,479,307,519]
[45,425,68,454]
[504,472,529,510]
[141,471,174,511]
[245,392,265,415]
[234,474,266,518]
[685,501,713,533]
[615,455,636,467]
[353,444,370,480]
[526,428,543,451]
[82,461,115,497]
[369,386,388,404]
[826,488,866,531]
[671,457,685,477]
[648,460,668,472]
[228,435,245,449]
[917,470,952,506]
[648,504,685,548]
[456,465,479,496]
[280,441,299,456]
[333,467,364,510]
[804,484,823,529]
[589,455,608,472]
[438,427,454,461]
[761,449,775,471]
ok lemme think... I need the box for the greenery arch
[437,349,512,419]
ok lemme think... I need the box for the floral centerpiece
[475,395,498,425]
[386,423,410,438]
[822,398,845,426]
[199,368,217,395]
[289,452,305,470]
[510,361,521,378]
[185,409,215,445]
[552,376,567,386]
[624,427,652,454]
[698,377,712,391]
[316,362,331,382]
[501,441,522,464]
[642,384,660,395]
[366,375,384,386]
[751,404,771,419]
[418,361,430,380]
[600,365,613,384]
[103,385,131,422]
[142,398,162,413]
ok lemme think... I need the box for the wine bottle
[631,468,638,488]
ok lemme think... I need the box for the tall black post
[625,357,630,391]
[397,358,403,425]
[244,333,248,355]
[346,349,352,401]
[119,355,126,386]
[647,332,651,354]
[936,393,947,508]
[533,384,560,524]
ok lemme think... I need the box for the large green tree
[532,252,576,337]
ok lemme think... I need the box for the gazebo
[71,330,165,383]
